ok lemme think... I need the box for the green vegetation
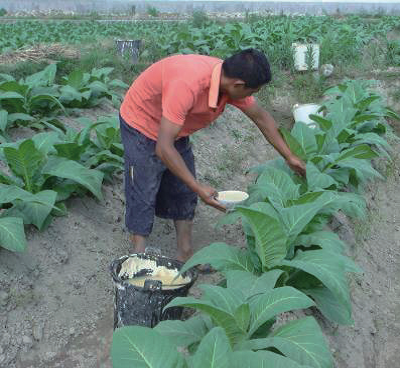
[110,80,399,367]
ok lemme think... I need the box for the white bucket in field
[293,103,322,129]
[292,43,320,71]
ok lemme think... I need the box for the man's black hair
[222,49,271,88]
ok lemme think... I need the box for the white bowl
[217,191,249,209]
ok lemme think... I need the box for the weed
[292,72,328,103]
[0,8,6,17]
[191,9,209,28]
[147,6,159,17]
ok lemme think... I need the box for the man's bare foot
[176,248,194,263]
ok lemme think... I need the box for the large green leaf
[0,217,26,252]
[54,142,87,161]
[282,250,351,311]
[192,327,231,368]
[230,350,312,368]
[155,315,210,347]
[180,242,257,275]
[336,158,383,182]
[165,297,244,344]
[226,270,284,298]
[253,166,300,207]
[293,231,345,253]
[200,285,245,314]
[31,132,59,155]
[7,113,35,123]
[248,287,314,336]
[280,192,337,245]
[279,127,307,160]
[42,156,104,200]
[111,326,185,368]
[242,317,333,368]
[3,139,45,192]
[291,122,318,156]
[335,144,379,162]
[306,162,337,191]
[309,115,332,131]
[236,205,287,268]
[10,190,57,230]
[24,64,57,87]
[304,287,353,325]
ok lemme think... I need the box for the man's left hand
[286,155,306,177]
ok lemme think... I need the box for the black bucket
[110,253,197,329]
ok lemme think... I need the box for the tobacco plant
[112,270,333,368]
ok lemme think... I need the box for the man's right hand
[196,184,226,212]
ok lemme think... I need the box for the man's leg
[120,115,165,253]
[129,234,146,253]
[174,219,194,262]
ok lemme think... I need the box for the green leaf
[309,115,332,131]
[280,192,337,244]
[31,132,59,155]
[155,315,210,347]
[42,156,104,200]
[226,270,284,298]
[282,250,351,311]
[7,113,35,123]
[236,205,287,269]
[230,350,312,368]
[0,110,8,132]
[279,127,307,160]
[29,94,65,113]
[242,317,333,368]
[0,217,26,252]
[11,190,57,230]
[0,91,24,100]
[54,142,87,161]
[248,287,314,336]
[335,144,379,162]
[66,70,84,89]
[24,64,57,87]
[233,303,250,333]
[253,167,300,207]
[293,231,345,253]
[304,287,353,325]
[337,158,383,182]
[111,326,185,368]
[306,163,337,190]
[180,242,257,275]
[165,297,244,344]
[4,140,45,192]
[200,285,244,314]
[291,122,318,156]
[192,327,232,368]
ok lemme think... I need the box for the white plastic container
[292,43,320,71]
[217,191,249,209]
[293,103,322,129]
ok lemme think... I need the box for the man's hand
[196,184,226,212]
[286,155,306,177]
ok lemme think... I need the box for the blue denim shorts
[119,115,198,236]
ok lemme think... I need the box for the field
[0,10,400,368]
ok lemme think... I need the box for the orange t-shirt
[120,54,255,141]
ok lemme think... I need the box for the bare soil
[0,74,399,368]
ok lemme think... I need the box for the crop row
[111,80,399,368]
[1,15,399,66]
[0,65,127,251]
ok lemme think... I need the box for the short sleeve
[228,96,256,111]
[162,80,195,125]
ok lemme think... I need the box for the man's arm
[242,101,306,176]
[156,116,226,211]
